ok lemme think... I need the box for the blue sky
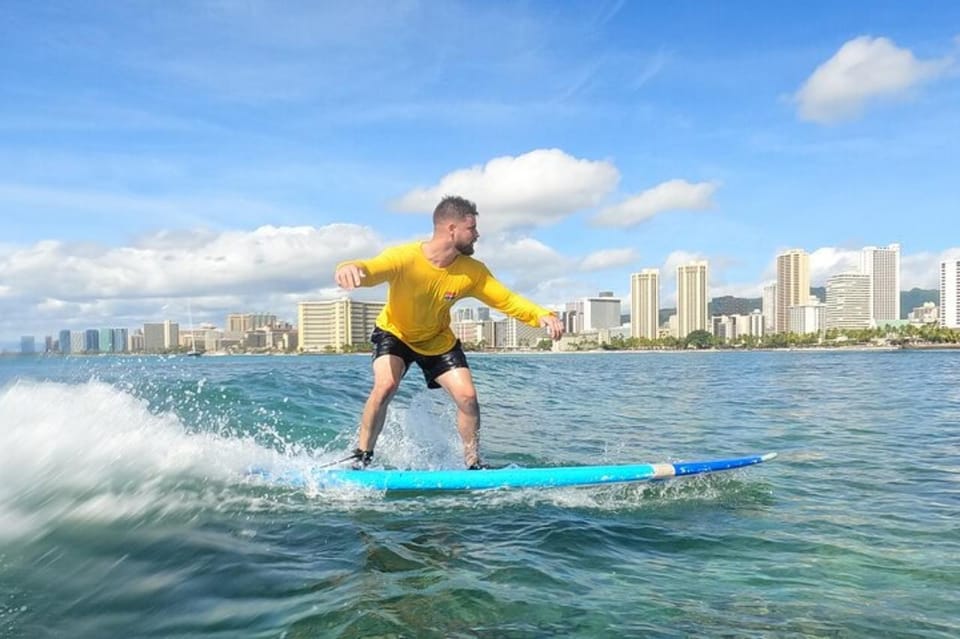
[2,1,959,346]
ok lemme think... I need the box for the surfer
[334,195,565,469]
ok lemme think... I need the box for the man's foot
[350,448,374,470]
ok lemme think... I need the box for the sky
[2,1,959,347]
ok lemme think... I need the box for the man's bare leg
[357,354,407,454]
[434,367,481,467]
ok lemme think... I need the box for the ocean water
[0,350,957,638]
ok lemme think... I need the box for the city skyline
[2,3,959,347]
[16,245,949,353]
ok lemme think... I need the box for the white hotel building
[298,299,384,352]
[825,273,871,330]
[630,269,660,340]
[861,244,901,324]
[676,261,709,338]
[941,259,960,329]
[776,249,810,334]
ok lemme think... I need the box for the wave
[0,379,292,541]
[0,378,762,543]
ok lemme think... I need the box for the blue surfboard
[251,452,776,492]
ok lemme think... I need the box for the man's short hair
[433,195,478,225]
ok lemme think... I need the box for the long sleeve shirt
[338,241,553,355]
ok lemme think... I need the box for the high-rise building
[630,269,660,340]
[495,317,548,349]
[710,313,763,341]
[564,301,584,334]
[451,319,481,345]
[113,328,129,353]
[908,302,938,325]
[227,314,248,333]
[825,273,872,330]
[676,261,709,338]
[58,329,71,354]
[861,243,901,323]
[749,309,765,338]
[20,336,36,354]
[129,330,145,353]
[298,299,385,352]
[452,318,496,347]
[776,249,810,333]
[940,259,960,329]
[84,329,100,353]
[584,293,622,331]
[165,321,179,350]
[99,328,115,353]
[143,323,165,352]
[566,293,621,333]
[142,321,179,353]
[789,296,825,335]
[762,283,776,333]
[228,313,277,332]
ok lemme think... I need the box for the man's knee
[453,390,479,415]
[370,377,401,402]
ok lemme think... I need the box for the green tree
[685,329,714,349]
[659,335,680,350]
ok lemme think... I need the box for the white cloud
[808,247,861,285]
[0,223,584,341]
[902,248,960,289]
[593,179,718,227]
[391,149,620,233]
[479,234,571,291]
[754,245,960,297]
[579,248,638,272]
[661,250,708,275]
[758,247,860,287]
[795,36,953,124]
[0,225,383,300]
[0,224,385,338]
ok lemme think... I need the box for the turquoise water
[1,351,957,638]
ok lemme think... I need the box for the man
[334,195,565,469]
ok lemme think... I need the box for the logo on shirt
[444,291,457,301]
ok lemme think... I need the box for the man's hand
[335,264,366,290]
[539,314,565,340]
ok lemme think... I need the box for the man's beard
[456,241,475,256]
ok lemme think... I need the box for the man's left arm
[472,267,564,340]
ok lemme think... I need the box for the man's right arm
[334,248,400,290]
[334,263,366,289]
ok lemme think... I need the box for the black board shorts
[370,327,469,389]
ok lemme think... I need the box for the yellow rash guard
[338,241,554,355]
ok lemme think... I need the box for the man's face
[453,215,479,256]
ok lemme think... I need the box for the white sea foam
[375,390,466,470]
[0,379,748,535]
[0,380,495,535]
[0,379,282,540]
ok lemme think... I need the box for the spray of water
[0,380,754,537]
[0,379,280,541]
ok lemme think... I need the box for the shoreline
[6,343,960,358]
